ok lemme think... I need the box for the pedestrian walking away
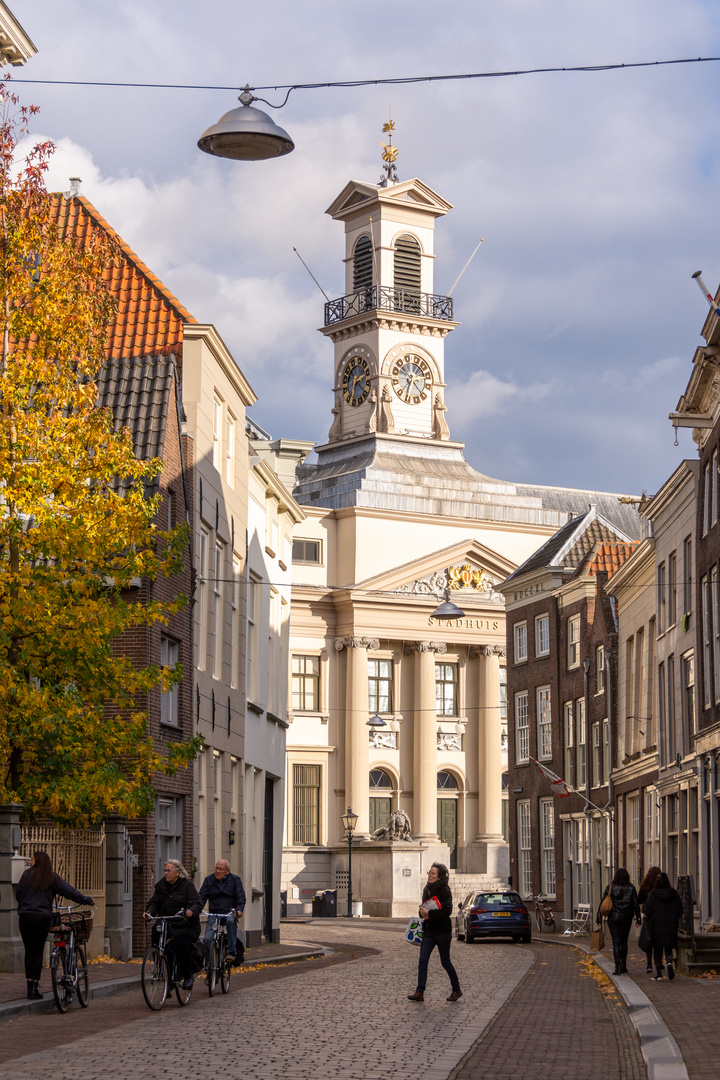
[637,865,662,974]
[408,862,462,1003]
[596,866,641,975]
[16,850,94,1001]
[198,859,246,965]
[643,871,684,981]
[144,860,202,990]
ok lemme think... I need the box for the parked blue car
[455,890,532,943]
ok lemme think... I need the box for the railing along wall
[21,823,106,893]
[324,286,454,326]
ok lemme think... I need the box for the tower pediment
[326,178,453,222]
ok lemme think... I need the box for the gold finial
[379,113,399,184]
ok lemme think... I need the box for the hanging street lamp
[198,86,294,161]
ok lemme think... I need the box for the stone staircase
[448,871,508,906]
[678,931,720,976]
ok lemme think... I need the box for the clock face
[342,356,371,406]
[391,355,432,404]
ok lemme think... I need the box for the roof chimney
[68,177,82,198]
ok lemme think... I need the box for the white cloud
[445,369,555,428]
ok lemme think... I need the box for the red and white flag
[530,757,572,798]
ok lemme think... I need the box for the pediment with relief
[326,178,453,220]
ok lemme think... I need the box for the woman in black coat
[407,862,462,1002]
[643,872,683,981]
[16,850,94,1001]
[596,867,641,975]
[637,865,662,974]
[145,859,202,989]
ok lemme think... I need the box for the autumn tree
[0,84,201,826]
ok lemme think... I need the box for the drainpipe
[583,657,593,907]
[606,646,615,878]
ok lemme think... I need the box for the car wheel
[521,933,532,943]
[466,933,474,944]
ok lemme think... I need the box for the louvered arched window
[393,234,421,293]
[353,235,373,290]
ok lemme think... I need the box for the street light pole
[342,807,358,918]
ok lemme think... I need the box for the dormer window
[393,234,421,293]
[353,235,373,290]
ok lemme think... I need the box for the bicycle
[529,894,556,933]
[50,903,92,1014]
[205,912,233,997]
[141,915,194,1010]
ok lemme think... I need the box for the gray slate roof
[95,355,179,493]
[503,507,635,583]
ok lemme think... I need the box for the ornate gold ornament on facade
[448,564,487,590]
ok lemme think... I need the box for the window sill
[535,651,550,660]
[265,545,276,559]
[514,657,528,666]
[247,700,264,715]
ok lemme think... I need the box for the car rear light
[469,907,488,914]
[513,906,528,914]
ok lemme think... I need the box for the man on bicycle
[198,860,246,964]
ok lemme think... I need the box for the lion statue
[372,808,412,841]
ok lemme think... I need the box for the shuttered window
[353,235,373,290]
[293,764,320,845]
[393,234,421,292]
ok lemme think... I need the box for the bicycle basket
[52,911,93,942]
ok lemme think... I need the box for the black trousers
[166,934,196,980]
[19,914,52,981]
[416,932,460,993]
[607,913,633,971]
[653,945,673,973]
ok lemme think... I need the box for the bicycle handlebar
[143,913,189,921]
[206,912,236,918]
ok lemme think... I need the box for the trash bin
[311,890,337,917]
[280,890,287,918]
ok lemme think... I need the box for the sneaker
[653,974,664,981]
[668,961,675,981]
[646,965,652,974]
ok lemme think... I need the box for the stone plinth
[330,840,451,918]
[0,805,24,973]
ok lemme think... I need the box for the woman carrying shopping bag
[596,867,641,975]
[407,863,462,1003]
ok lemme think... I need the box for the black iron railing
[324,286,453,326]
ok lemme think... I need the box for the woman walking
[643,872,683,981]
[408,862,462,1003]
[144,859,202,990]
[596,867,641,975]
[638,865,662,974]
[16,851,94,1001]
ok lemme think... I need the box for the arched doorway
[369,768,393,834]
[437,770,459,869]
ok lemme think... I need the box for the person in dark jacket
[643,872,684,981]
[596,867,641,975]
[198,859,246,964]
[16,850,94,1001]
[408,862,462,1003]
[145,859,202,990]
[638,865,662,974]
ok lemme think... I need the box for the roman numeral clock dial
[391,355,432,404]
[342,355,370,406]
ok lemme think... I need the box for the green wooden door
[370,797,391,835]
[437,799,458,869]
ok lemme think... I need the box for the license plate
[493,912,511,917]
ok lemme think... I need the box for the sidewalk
[0,941,325,1019]
[536,928,720,1080]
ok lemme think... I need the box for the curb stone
[541,933,688,1080]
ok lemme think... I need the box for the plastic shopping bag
[404,917,424,946]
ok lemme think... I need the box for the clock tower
[320,167,457,446]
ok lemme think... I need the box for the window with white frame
[645,788,660,870]
[683,536,693,618]
[517,800,532,898]
[369,658,393,715]
[540,798,556,896]
[702,575,712,708]
[713,449,719,528]
[246,573,261,703]
[537,686,552,760]
[226,412,235,487]
[213,541,224,679]
[156,795,183,884]
[683,652,695,749]
[712,567,720,705]
[591,721,601,787]
[435,662,458,716]
[230,756,239,823]
[213,395,223,472]
[704,461,711,535]
[627,794,640,886]
[268,587,281,715]
[213,751,222,858]
[669,551,677,628]
[576,698,586,787]
[658,562,666,633]
[160,636,179,727]
[568,615,580,669]
[515,691,529,763]
[564,701,574,788]
[596,644,605,694]
[292,655,320,712]
[198,527,209,670]
[602,718,609,784]
[514,621,528,663]
[535,614,550,657]
[500,666,507,748]
[230,555,241,689]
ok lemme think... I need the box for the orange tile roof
[49,194,197,360]
[586,542,637,577]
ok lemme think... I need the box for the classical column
[409,642,446,841]
[336,636,379,838]
[473,645,505,841]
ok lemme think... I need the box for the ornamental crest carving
[449,563,487,590]
[394,571,448,598]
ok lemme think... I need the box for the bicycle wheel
[208,940,219,997]
[174,977,192,1006]
[51,947,70,1014]
[535,908,542,932]
[141,946,168,1011]
[547,917,556,934]
[75,945,89,1007]
[220,938,231,994]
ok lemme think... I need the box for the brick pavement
[451,940,644,1080]
[0,922,532,1080]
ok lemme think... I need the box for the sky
[8,0,720,497]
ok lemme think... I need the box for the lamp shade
[366,712,387,727]
[342,807,359,835]
[198,102,294,161]
[431,597,466,620]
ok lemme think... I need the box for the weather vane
[380,115,399,184]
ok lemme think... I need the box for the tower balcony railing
[323,286,454,326]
